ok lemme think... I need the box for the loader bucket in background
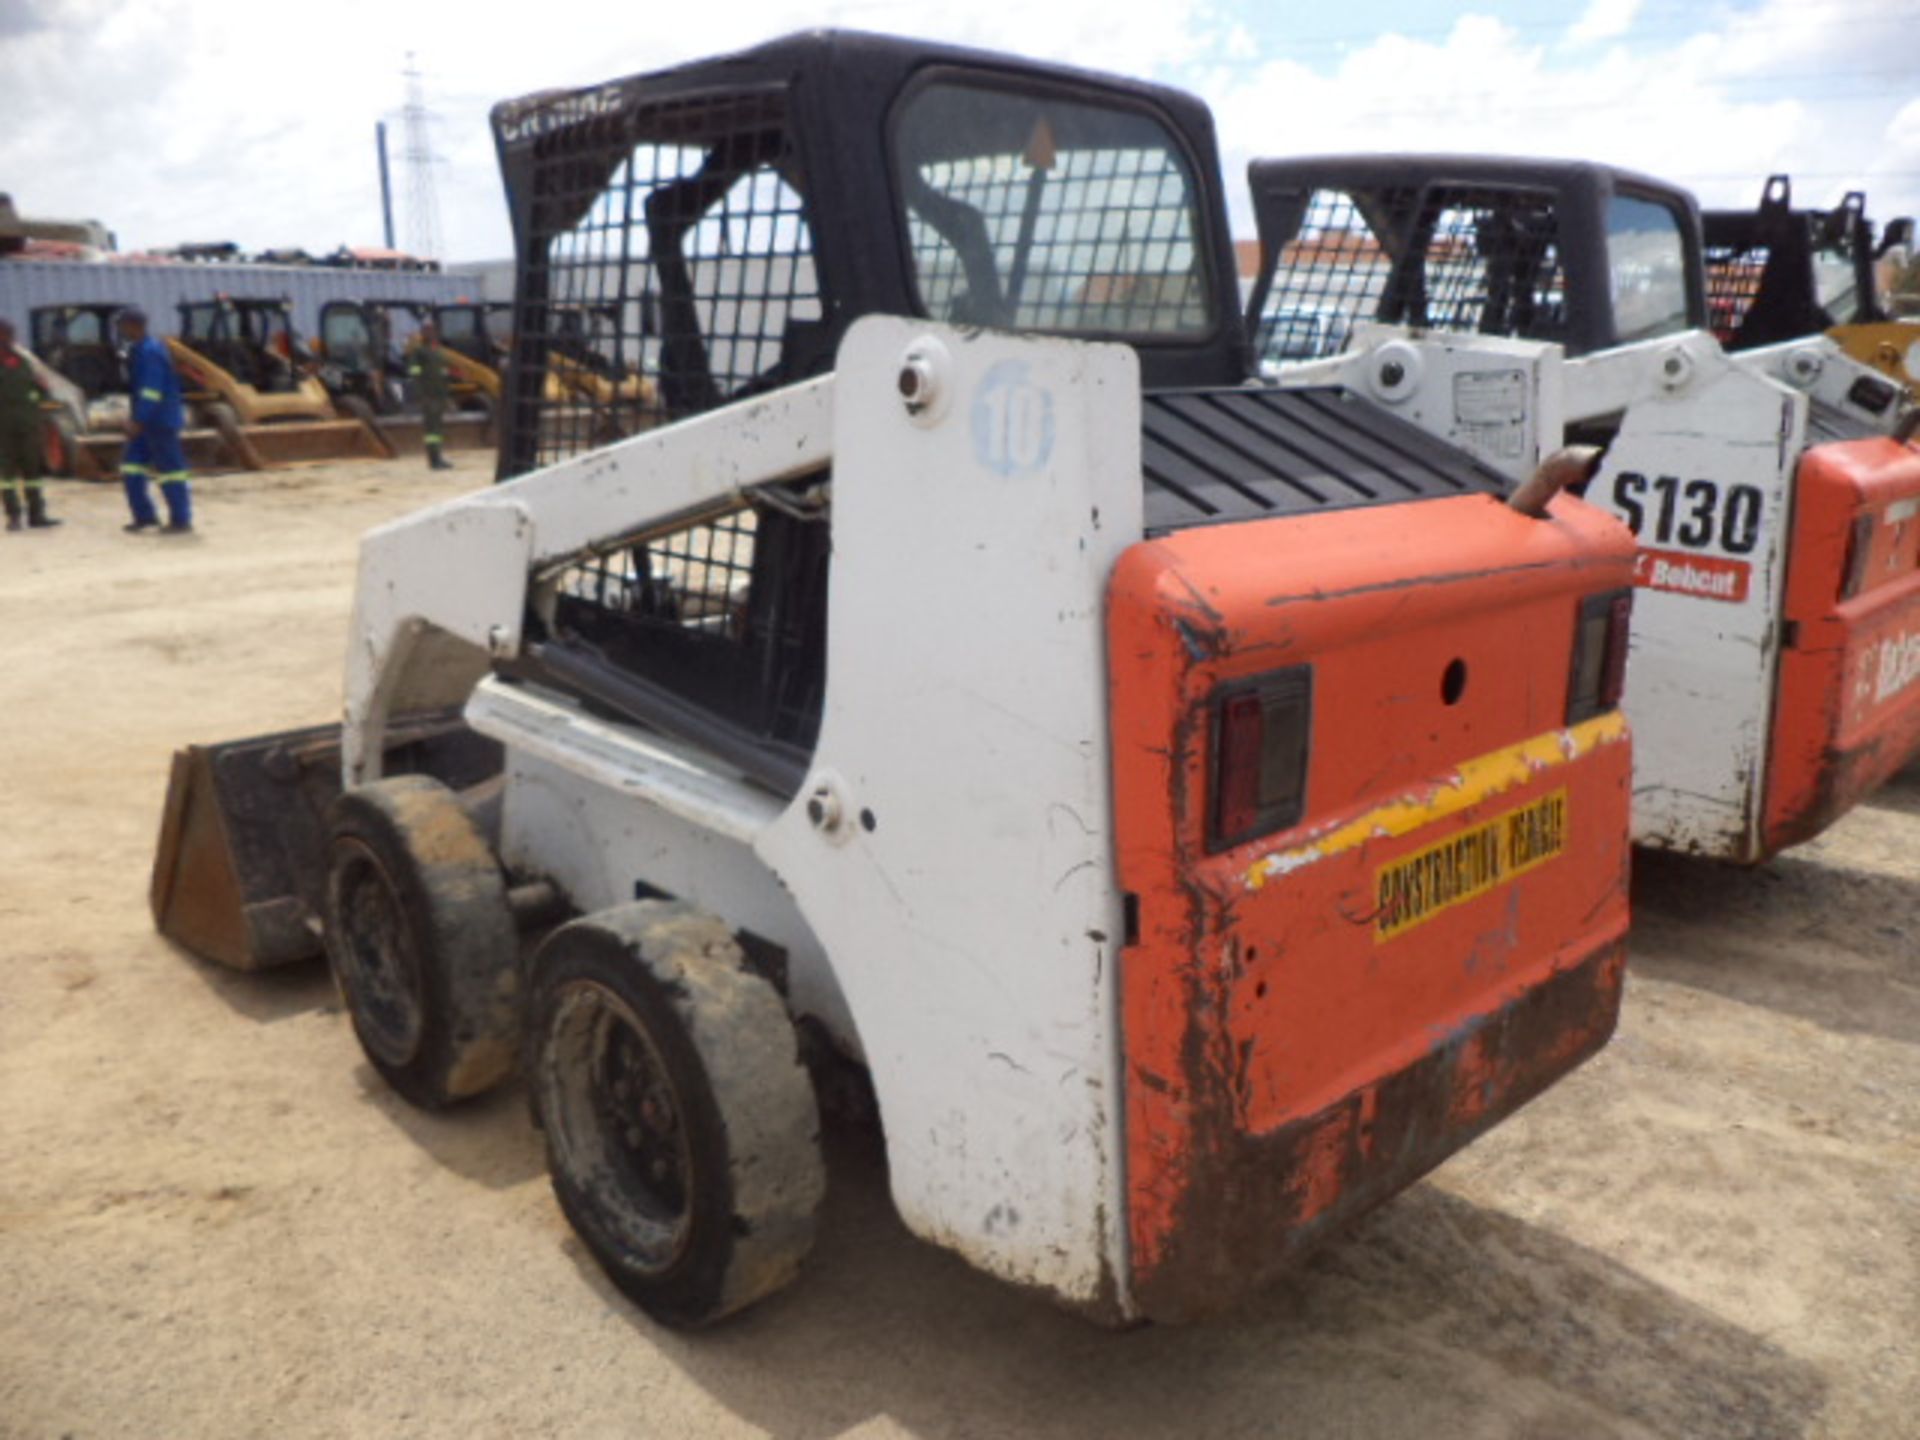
[76,424,263,478]
[150,714,502,971]
[235,417,396,466]
[364,408,494,457]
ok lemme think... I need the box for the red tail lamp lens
[1210,668,1313,852]
[1842,513,1875,600]
[1568,588,1633,723]
[1601,590,1633,710]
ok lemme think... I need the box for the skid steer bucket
[77,423,263,477]
[356,408,493,457]
[235,417,395,466]
[150,715,501,970]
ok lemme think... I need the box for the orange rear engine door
[1766,434,1920,850]
[1109,388,1637,1319]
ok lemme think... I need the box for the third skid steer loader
[313,298,497,454]
[151,34,1637,1328]
[1704,174,1919,398]
[434,298,593,422]
[1248,153,1920,862]
[434,300,513,370]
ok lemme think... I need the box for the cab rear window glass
[1607,195,1690,343]
[895,81,1212,338]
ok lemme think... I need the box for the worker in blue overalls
[117,307,193,534]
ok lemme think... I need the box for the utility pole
[375,121,395,249]
[400,53,443,261]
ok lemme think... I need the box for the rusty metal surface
[1131,938,1627,1322]
[149,714,502,970]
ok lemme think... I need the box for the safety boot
[426,441,453,472]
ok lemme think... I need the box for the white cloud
[1,0,1915,266]
[1567,0,1641,45]
[0,0,1219,261]
[1206,0,1920,236]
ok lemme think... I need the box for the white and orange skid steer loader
[149,36,1637,1328]
[1249,154,1920,863]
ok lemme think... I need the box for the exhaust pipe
[1509,445,1604,519]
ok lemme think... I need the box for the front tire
[322,775,520,1109]
[526,901,824,1328]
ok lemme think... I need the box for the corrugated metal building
[0,260,478,339]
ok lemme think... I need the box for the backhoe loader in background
[170,297,392,466]
[312,298,496,453]
[1248,153,1920,862]
[1703,174,1919,398]
[151,32,1638,1329]
[29,303,251,475]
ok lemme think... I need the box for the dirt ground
[1,460,1915,1440]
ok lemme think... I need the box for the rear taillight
[1568,589,1633,724]
[1209,667,1312,852]
[1842,513,1876,600]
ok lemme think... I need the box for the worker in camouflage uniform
[0,319,59,531]
[117,307,193,533]
[409,319,454,471]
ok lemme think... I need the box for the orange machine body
[1766,435,1920,852]
[1108,490,1637,1320]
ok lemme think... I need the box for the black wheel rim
[328,838,424,1068]
[542,981,694,1273]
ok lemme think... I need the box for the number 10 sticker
[972,360,1055,477]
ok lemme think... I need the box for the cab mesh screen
[1704,243,1766,340]
[500,87,830,757]
[1255,183,1566,363]
[506,91,822,478]
[1252,189,1391,364]
[897,83,1210,337]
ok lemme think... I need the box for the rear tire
[526,901,824,1328]
[322,775,520,1108]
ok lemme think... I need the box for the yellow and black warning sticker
[1374,788,1568,942]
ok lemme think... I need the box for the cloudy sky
[3,0,1916,261]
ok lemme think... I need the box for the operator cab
[1246,154,1705,360]
[493,28,1249,480]
[176,297,304,393]
[492,30,1261,789]
[29,304,128,400]
[435,301,513,367]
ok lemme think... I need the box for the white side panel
[1272,322,1563,483]
[490,742,856,1054]
[1571,342,1805,858]
[756,318,1142,1312]
[1733,335,1917,436]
